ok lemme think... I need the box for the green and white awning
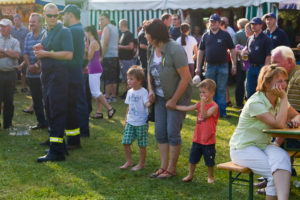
[246,2,279,20]
[90,9,181,38]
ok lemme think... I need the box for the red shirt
[193,101,219,145]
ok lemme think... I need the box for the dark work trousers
[235,61,246,107]
[27,77,48,127]
[65,67,82,145]
[139,56,148,89]
[85,74,92,114]
[0,70,16,128]
[41,58,68,155]
[77,73,90,137]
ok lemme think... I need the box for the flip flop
[92,112,103,119]
[150,168,166,178]
[157,170,177,179]
[107,108,116,119]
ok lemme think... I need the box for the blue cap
[265,13,276,19]
[250,17,263,25]
[209,14,221,22]
[60,4,80,19]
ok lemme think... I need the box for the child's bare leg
[207,166,214,183]
[182,163,196,182]
[131,147,146,171]
[120,144,133,169]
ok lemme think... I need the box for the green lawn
[0,83,299,199]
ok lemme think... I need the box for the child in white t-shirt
[120,65,151,171]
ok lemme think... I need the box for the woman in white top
[176,23,198,77]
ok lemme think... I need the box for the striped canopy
[246,2,279,20]
[90,9,182,38]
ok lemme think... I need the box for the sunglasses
[46,14,59,18]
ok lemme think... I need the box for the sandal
[150,168,166,178]
[92,112,103,119]
[157,170,177,179]
[107,108,116,119]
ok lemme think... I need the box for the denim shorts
[154,96,189,146]
[189,142,216,167]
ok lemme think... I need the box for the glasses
[46,14,59,18]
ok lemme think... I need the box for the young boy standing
[120,65,151,171]
[176,79,219,183]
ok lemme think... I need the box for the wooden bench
[217,161,253,200]
[288,151,300,158]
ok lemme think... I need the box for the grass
[0,82,299,199]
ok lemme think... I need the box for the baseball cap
[209,14,221,22]
[265,13,276,19]
[0,19,13,27]
[250,17,263,25]
[60,4,80,18]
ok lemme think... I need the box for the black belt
[250,63,263,68]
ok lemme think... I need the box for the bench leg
[229,171,232,200]
[249,172,253,200]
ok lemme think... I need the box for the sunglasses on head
[46,14,59,18]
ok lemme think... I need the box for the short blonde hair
[198,79,216,93]
[43,3,57,12]
[119,19,128,28]
[127,65,145,82]
[256,64,288,92]
[271,46,296,64]
[237,18,249,29]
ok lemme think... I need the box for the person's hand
[200,96,208,104]
[297,43,300,49]
[17,64,22,71]
[148,90,156,104]
[166,98,177,110]
[28,65,35,73]
[195,67,201,75]
[270,83,287,99]
[33,43,44,51]
[290,115,300,128]
[231,66,237,75]
[34,50,48,59]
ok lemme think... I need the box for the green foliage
[0,84,299,199]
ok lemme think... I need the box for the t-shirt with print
[176,35,197,64]
[125,87,149,126]
[193,101,219,145]
[150,51,164,97]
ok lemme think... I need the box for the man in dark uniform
[35,3,73,162]
[137,20,148,88]
[244,17,273,98]
[61,4,88,147]
[263,13,290,48]
[196,13,236,118]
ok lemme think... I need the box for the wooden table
[263,128,300,151]
[263,127,300,139]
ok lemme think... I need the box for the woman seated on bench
[229,64,300,200]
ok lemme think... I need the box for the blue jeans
[205,63,228,116]
[246,65,263,99]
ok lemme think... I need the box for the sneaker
[21,88,29,93]
[106,97,112,103]
[111,97,117,102]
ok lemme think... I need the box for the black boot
[37,152,65,163]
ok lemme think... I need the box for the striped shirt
[0,34,20,71]
[11,25,29,56]
[287,65,300,111]
[23,29,45,78]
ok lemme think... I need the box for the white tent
[88,0,282,10]
[87,0,282,37]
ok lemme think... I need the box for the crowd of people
[0,3,300,199]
